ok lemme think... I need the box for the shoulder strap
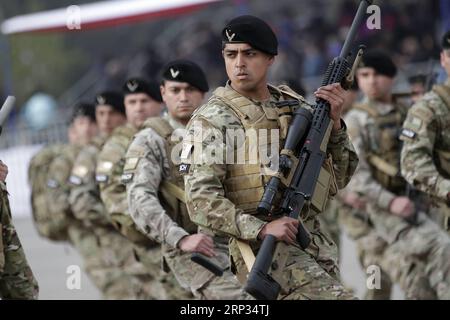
[141,117,173,139]
[114,124,138,140]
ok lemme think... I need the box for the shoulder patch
[95,174,109,183]
[123,157,140,171]
[406,116,423,131]
[179,163,190,174]
[71,165,88,179]
[69,175,82,186]
[400,128,417,140]
[46,179,59,189]
[96,161,114,174]
[121,172,134,184]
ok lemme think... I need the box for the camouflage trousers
[231,217,356,300]
[68,225,163,299]
[163,242,253,300]
[338,205,393,299]
[133,245,193,300]
[344,202,450,300]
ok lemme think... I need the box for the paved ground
[12,217,403,300]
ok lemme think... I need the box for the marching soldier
[68,92,151,299]
[124,60,251,299]
[182,15,358,299]
[401,30,450,234]
[342,50,450,299]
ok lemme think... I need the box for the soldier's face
[356,67,394,101]
[70,116,97,145]
[124,93,163,128]
[441,50,450,76]
[223,43,274,93]
[95,105,126,136]
[160,81,204,124]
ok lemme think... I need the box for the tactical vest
[353,102,407,194]
[431,84,450,178]
[209,84,336,220]
[140,117,197,234]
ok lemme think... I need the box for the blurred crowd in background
[0,0,448,148]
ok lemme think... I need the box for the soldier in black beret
[181,15,359,300]
[94,91,127,136]
[160,59,209,125]
[122,77,164,128]
[68,102,98,145]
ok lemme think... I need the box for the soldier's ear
[267,55,275,66]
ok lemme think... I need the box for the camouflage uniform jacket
[401,79,450,203]
[97,123,155,245]
[125,113,195,249]
[0,182,39,299]
[183,82,358,244]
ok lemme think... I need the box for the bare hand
[314,83,345,131]
[0,161,8,182]
[178,233,216,257]
[389,196,414,218]
[258,217,299,245]
[342,191,366,210]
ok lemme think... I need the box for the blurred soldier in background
[1,161,39,299]
[68,92,153,299]
[97,78,188,299]
[401,30,450,235]
[342,50,450,300]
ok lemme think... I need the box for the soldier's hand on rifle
[314,83,346,132]
[389,196,415,218]
[178,233,216,257]
[0,161,8,182]
[258,217,299,245]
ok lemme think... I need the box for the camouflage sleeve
[98,137,151,245]
[401,97,450,201]
[69,146,110,227]
[45,153,76,239]
[183,106,267,241]
[125,128,189,248]
[0,186,39,299]
[327,119,359,189]
[342,110,396,210]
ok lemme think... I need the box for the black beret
[161,60,209,92]
[70,102,96,123]
[123,77,162,102]
[358,50,397,78]
[95,91,125,115]
[222,15,278,56]
[442,30,450,50]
